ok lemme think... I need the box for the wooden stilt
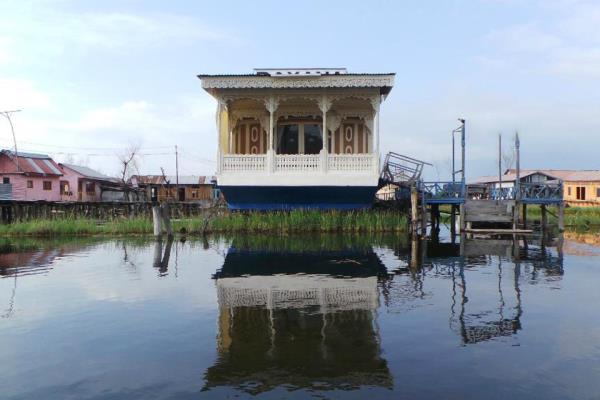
[558,202,565,232]
[450,205,456,242]
[152,205,162,237]
[411,186,418,237]
[459,203,466,233]
[522,203,527,229]
[512,202,520,230]
[161,202,173,237]
[541,204,547,231]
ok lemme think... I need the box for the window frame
[43,181,52,191]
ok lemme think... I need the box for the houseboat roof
[0,149,63,176]
[198,68,395,95]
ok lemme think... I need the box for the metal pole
[175,145,179,188]
[1,110,21,172]
[515,132,520,201]
[498,133,502,194]
[452,130,455,185]
[460,119,466,197]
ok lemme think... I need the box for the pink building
[0,150,63,201]
[58,163,122,202]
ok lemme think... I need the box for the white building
[198,68,394,210]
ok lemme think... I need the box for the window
[85,182,95,193]
[43,181,52,190]
[192,190,197,198]
[276,124,299,154]
[60,181,69,195]
[597,188,600,198]
[2,177,9,184]
[303,124,323,154]
[568,187,571,196]
[576,186,586,200]
[27,180,33,189]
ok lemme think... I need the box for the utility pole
[0,110,22,172]
[498,133,502,194]
[175,145,179,198]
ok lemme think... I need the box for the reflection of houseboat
[204,242,391,394]
[198,68,394,210]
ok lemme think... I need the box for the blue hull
[219,186,377,210]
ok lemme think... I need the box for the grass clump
[0,210,408,237]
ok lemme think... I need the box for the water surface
[1,231,600,399]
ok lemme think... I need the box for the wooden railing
[328,154,373,171]
[222,154,267,172]
[220,153,376,173]
[275,154,320,172]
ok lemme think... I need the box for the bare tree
[118,143,141,201]
[501,133,517,172]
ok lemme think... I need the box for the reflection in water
[426,234,564,345]
[204,238,392,394]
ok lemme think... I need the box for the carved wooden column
[265,96,279,173]
[318,95,332,172]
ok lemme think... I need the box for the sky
[0,0,599,180]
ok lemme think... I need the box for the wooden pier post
[450,205,456,241]
[420,199,427,237]
[411,185,418,237]
[522,203,527,229]
[152,205,162,237]
[161,202,173,237]
[541,204,548,231]
[512,202,520,231]
[459,203,466,233]
[558,202,565,232]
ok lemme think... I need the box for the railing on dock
[419,181,465,204]
[380,152,431,185]
[519,182,563,204]
[418,181,562,205]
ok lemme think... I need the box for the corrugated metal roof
[472,169,600,184]
[0,149,62,176]
[60,163,115,181]
[131,175,215,185]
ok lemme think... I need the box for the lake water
[1,230,600,399]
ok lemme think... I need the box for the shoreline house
[0,149,63,201]
[198,67,394,210]
[59,163,125,202]
[130,175,218,204]
[472,169,600,206]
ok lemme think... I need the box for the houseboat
[198,68,394,210]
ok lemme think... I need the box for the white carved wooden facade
[198,69,395,209]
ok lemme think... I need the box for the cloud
[482,1,600,78]
[0,78,50,110]
[0,8,236,58]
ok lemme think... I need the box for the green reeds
[0,210,408,237]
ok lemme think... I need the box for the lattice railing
[328,154,374,172]
[222,154,266,172]
[275,154,320,172]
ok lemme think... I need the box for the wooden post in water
[161,202,173,237]
[450,205,456,239]
[558,202,565,232]
[152,205,162,237]
[541,204,548,231]
[459,203,466,233]
[522,203,527,229]
[420,193,427,237]
[411,185,418,237]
